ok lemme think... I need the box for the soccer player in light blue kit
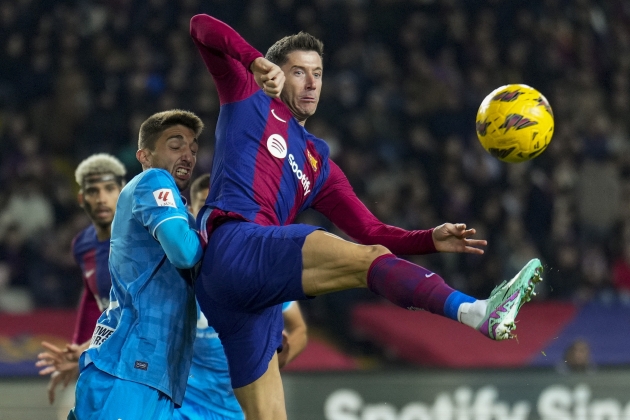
[174,174,308,420]
[69,109,205,420]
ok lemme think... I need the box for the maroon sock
[366,253,455,316]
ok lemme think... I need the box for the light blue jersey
[84,168,197,406]
[175,302,294,420]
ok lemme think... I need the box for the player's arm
[312,160,486,255]
[72,287,103,345]
[278,302,307,369]
[36,340,87,404]
[71,238,105,344]
[190,14,282,102]
[134,170,202,269]
[155,218,202,268]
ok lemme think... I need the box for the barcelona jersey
[192,14,436,256]
[71,225,111,344]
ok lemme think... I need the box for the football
[475,84,554,163]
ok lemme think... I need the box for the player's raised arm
[190,14,278,103]
[311,160,486,255]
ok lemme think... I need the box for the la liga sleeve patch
[153,188,177,208]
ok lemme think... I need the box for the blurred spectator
[0,175,54,242]
[557,338,596,374]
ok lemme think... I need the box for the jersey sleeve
[72,288,103,344]
[70,233,101,344]
[190,14,262,105]
[312,160,437,255]
[131,169,190,239]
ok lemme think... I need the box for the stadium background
[2,0,630,418]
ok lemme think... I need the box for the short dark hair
[190,173,210,197]
[265,32,324,66]
[138,109,204,150]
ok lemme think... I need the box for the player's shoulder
[126,169,185,212]
[132,168,177,189]
[72,224,97,255]
[123,169,178,199]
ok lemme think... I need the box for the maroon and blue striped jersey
[71,224,110,344]
[192,15,437,255]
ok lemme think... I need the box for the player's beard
[84,202,114,228]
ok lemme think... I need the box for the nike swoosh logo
[425,273,435,278]
[85,269,95,278]
[271,109,287,123]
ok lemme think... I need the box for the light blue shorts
[68,361,174,420]
[173,397,244,420]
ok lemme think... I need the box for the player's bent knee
[354,244,391,273]
[364,244,391,263]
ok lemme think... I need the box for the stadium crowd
[2,0,630,337]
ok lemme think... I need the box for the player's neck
[95,224,112,241]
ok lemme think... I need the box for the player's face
[143,125,198,191]
[190,189,208,218]
[280,50,322,125]
[81,179,121,228]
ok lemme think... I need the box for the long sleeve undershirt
[155,217,203,269]
[190,14,262,105]
[312,160,436,255]
[72,288,102,345]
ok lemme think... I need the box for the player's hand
[64,343,83,363]
[250,57,285,98]
[432,223,486,255]
[277,331,290,369]
[46,367,79,404]
[36,341,81,374]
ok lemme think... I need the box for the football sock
[367,254,475,320]
[457,300,488,328]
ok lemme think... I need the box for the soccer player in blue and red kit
[37,154,126,406]
[68,110,205,420]
[190,14,543,419]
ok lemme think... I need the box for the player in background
[190,14,542,419]
[173,174,308,420]
[68,109,205,420]
[36,154,126,409]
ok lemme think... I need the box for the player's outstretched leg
[474,258,543,340]
[302,231,543,341]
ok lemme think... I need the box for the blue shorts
[196,220,318,388]
[70,359,173,420]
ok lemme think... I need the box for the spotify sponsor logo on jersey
[288,153,311,196]
[267,134,287,159]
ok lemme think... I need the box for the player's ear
[77,191,84,208]
[136,148,150,168]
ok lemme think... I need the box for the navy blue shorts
[195,220,319,388]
